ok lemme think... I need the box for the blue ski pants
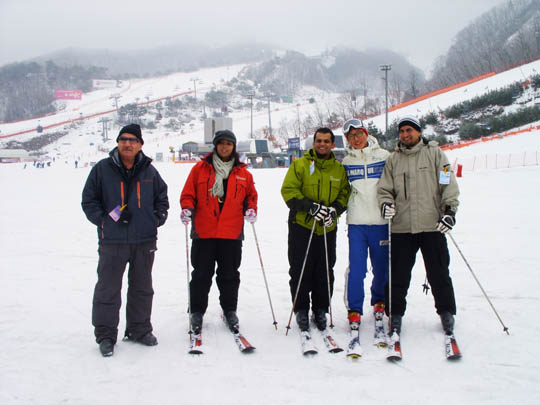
[344,224,389,314]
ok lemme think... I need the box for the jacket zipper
[403,173,408,200]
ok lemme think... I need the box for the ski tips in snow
[320,329,343,353]
[386,332,403,361]
[189,332,203,355]
[300,331,318,356]
[234,332,256,353]
[445,333,462,360]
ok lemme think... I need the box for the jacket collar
[109,147,150,171]
[305,148,336,166]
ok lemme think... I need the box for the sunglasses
[118,136,140,144]
[343,119,365,134]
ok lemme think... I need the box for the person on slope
[377,116,460,338]
[82,124,169,357]
[341,119,390,338]
[281,127,350,332]
[180,130,258,334]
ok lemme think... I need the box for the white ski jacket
[342,136,390,225]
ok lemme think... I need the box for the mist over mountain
[31,43,276,77]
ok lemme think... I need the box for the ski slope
[1,127,540,404]
[3,58,539,166]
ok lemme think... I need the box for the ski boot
[389,314,402,336]
[99,338,114,357]
[224,311,240,332]
[312,309,327,331]
[373,302,387,346]
[295,310,309,332]
[124,331,158,346]
[373,302,385,322]
[440,312,455,335]
[190,312,203,334]
[348,311,361,331]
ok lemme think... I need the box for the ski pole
[323,223,334,329]
[185,224,193,336]
[388,219,394,334]
[448,233,509,335]
[286,220,317,335]
[251,223,278,330]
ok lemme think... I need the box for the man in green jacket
[377,115,460,338]
[281,127,350,332]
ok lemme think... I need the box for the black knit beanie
[213,129,236,146]
[117,123,143,144]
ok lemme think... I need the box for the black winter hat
[398,116,421,133]
[117,123,143,144]
[213,129,236,146]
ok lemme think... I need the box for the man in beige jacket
[377,116,460,338]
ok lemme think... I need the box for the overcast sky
[0,0,507,74]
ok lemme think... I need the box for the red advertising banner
[56,90,82,100]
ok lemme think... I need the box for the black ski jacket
[82,148,169,244]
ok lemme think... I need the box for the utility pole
[266,95,273,139]
[245,94,254,138]
[190,78,198,100]
[98,117,111,141]
[296,103,301,136]
[380,64,392,134]
[110,94,122,110]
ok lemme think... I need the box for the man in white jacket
[342,119,390,341]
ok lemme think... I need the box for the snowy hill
[2,58,540,166]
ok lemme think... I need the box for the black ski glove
[308,202,328,221]
[436,208,455,234]
[119,209,132,224]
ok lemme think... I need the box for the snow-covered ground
[1,127,540,404]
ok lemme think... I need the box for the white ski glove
[381,202,395,220]
[180,208,192,225]
[244,208,257,223]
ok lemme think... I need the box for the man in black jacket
[82,123,169,357]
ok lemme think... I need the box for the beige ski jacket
[377,138,460,234]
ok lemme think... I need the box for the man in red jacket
[180,130,258,333]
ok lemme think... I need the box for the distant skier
[281,127,350,332]
[82,123,169,357]
[377,116,460,337]
[341,119,390,337]
[180,130,258,334]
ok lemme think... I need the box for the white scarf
[211,152,234,199]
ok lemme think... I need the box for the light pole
[380,64,392,134]
[245,94,254,139]
[190,78,198,100]
[266,94,273,139]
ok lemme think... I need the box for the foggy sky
[0,0,507,75]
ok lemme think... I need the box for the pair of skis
[386,332,462,361]
[188,319,255,355]
[301,328,343,355]
[346,317,387,359]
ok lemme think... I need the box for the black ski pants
[190,238,242,315]
[385,232,456,317]
[92,241,156,343]
[288,222,336,313]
